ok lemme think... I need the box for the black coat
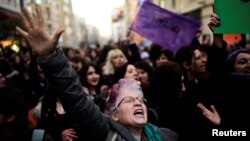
[38,49,177,141]
[219,73,250,131]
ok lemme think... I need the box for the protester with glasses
[16,5,177,141]
[116,95,147,109]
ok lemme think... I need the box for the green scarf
[134,123,164,141]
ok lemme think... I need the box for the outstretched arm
[16,5,109,140]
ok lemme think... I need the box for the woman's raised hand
[16,4,64,57]
[208,13,221,33]
[208,13,224,47]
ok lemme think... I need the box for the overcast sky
[71,0,124,37]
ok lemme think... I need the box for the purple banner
[130,1,201,51]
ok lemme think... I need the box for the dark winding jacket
[38,49,177,141]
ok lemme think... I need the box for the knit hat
[227,48,250,72]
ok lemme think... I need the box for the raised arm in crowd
[16,5,178,141]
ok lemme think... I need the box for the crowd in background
[1,8,250,141]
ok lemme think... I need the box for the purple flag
[130,1,201,51]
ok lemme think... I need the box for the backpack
[31,129,45,141]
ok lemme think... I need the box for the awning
[0,7,20,20]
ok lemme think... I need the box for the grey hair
[104,79,144,116]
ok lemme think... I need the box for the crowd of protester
[0,5,249,141]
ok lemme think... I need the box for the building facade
[29,0,78,48]
[0,0,23,49]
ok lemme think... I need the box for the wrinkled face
[87,66,100,87]
[111,53,126,69]
[124,64,139,81]
[156,54,168,67]
[112,88,147,127]
[136,68,149,83]
[234,52,250,74]
[191,49,207,73]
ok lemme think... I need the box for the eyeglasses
[116,96,147,108]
